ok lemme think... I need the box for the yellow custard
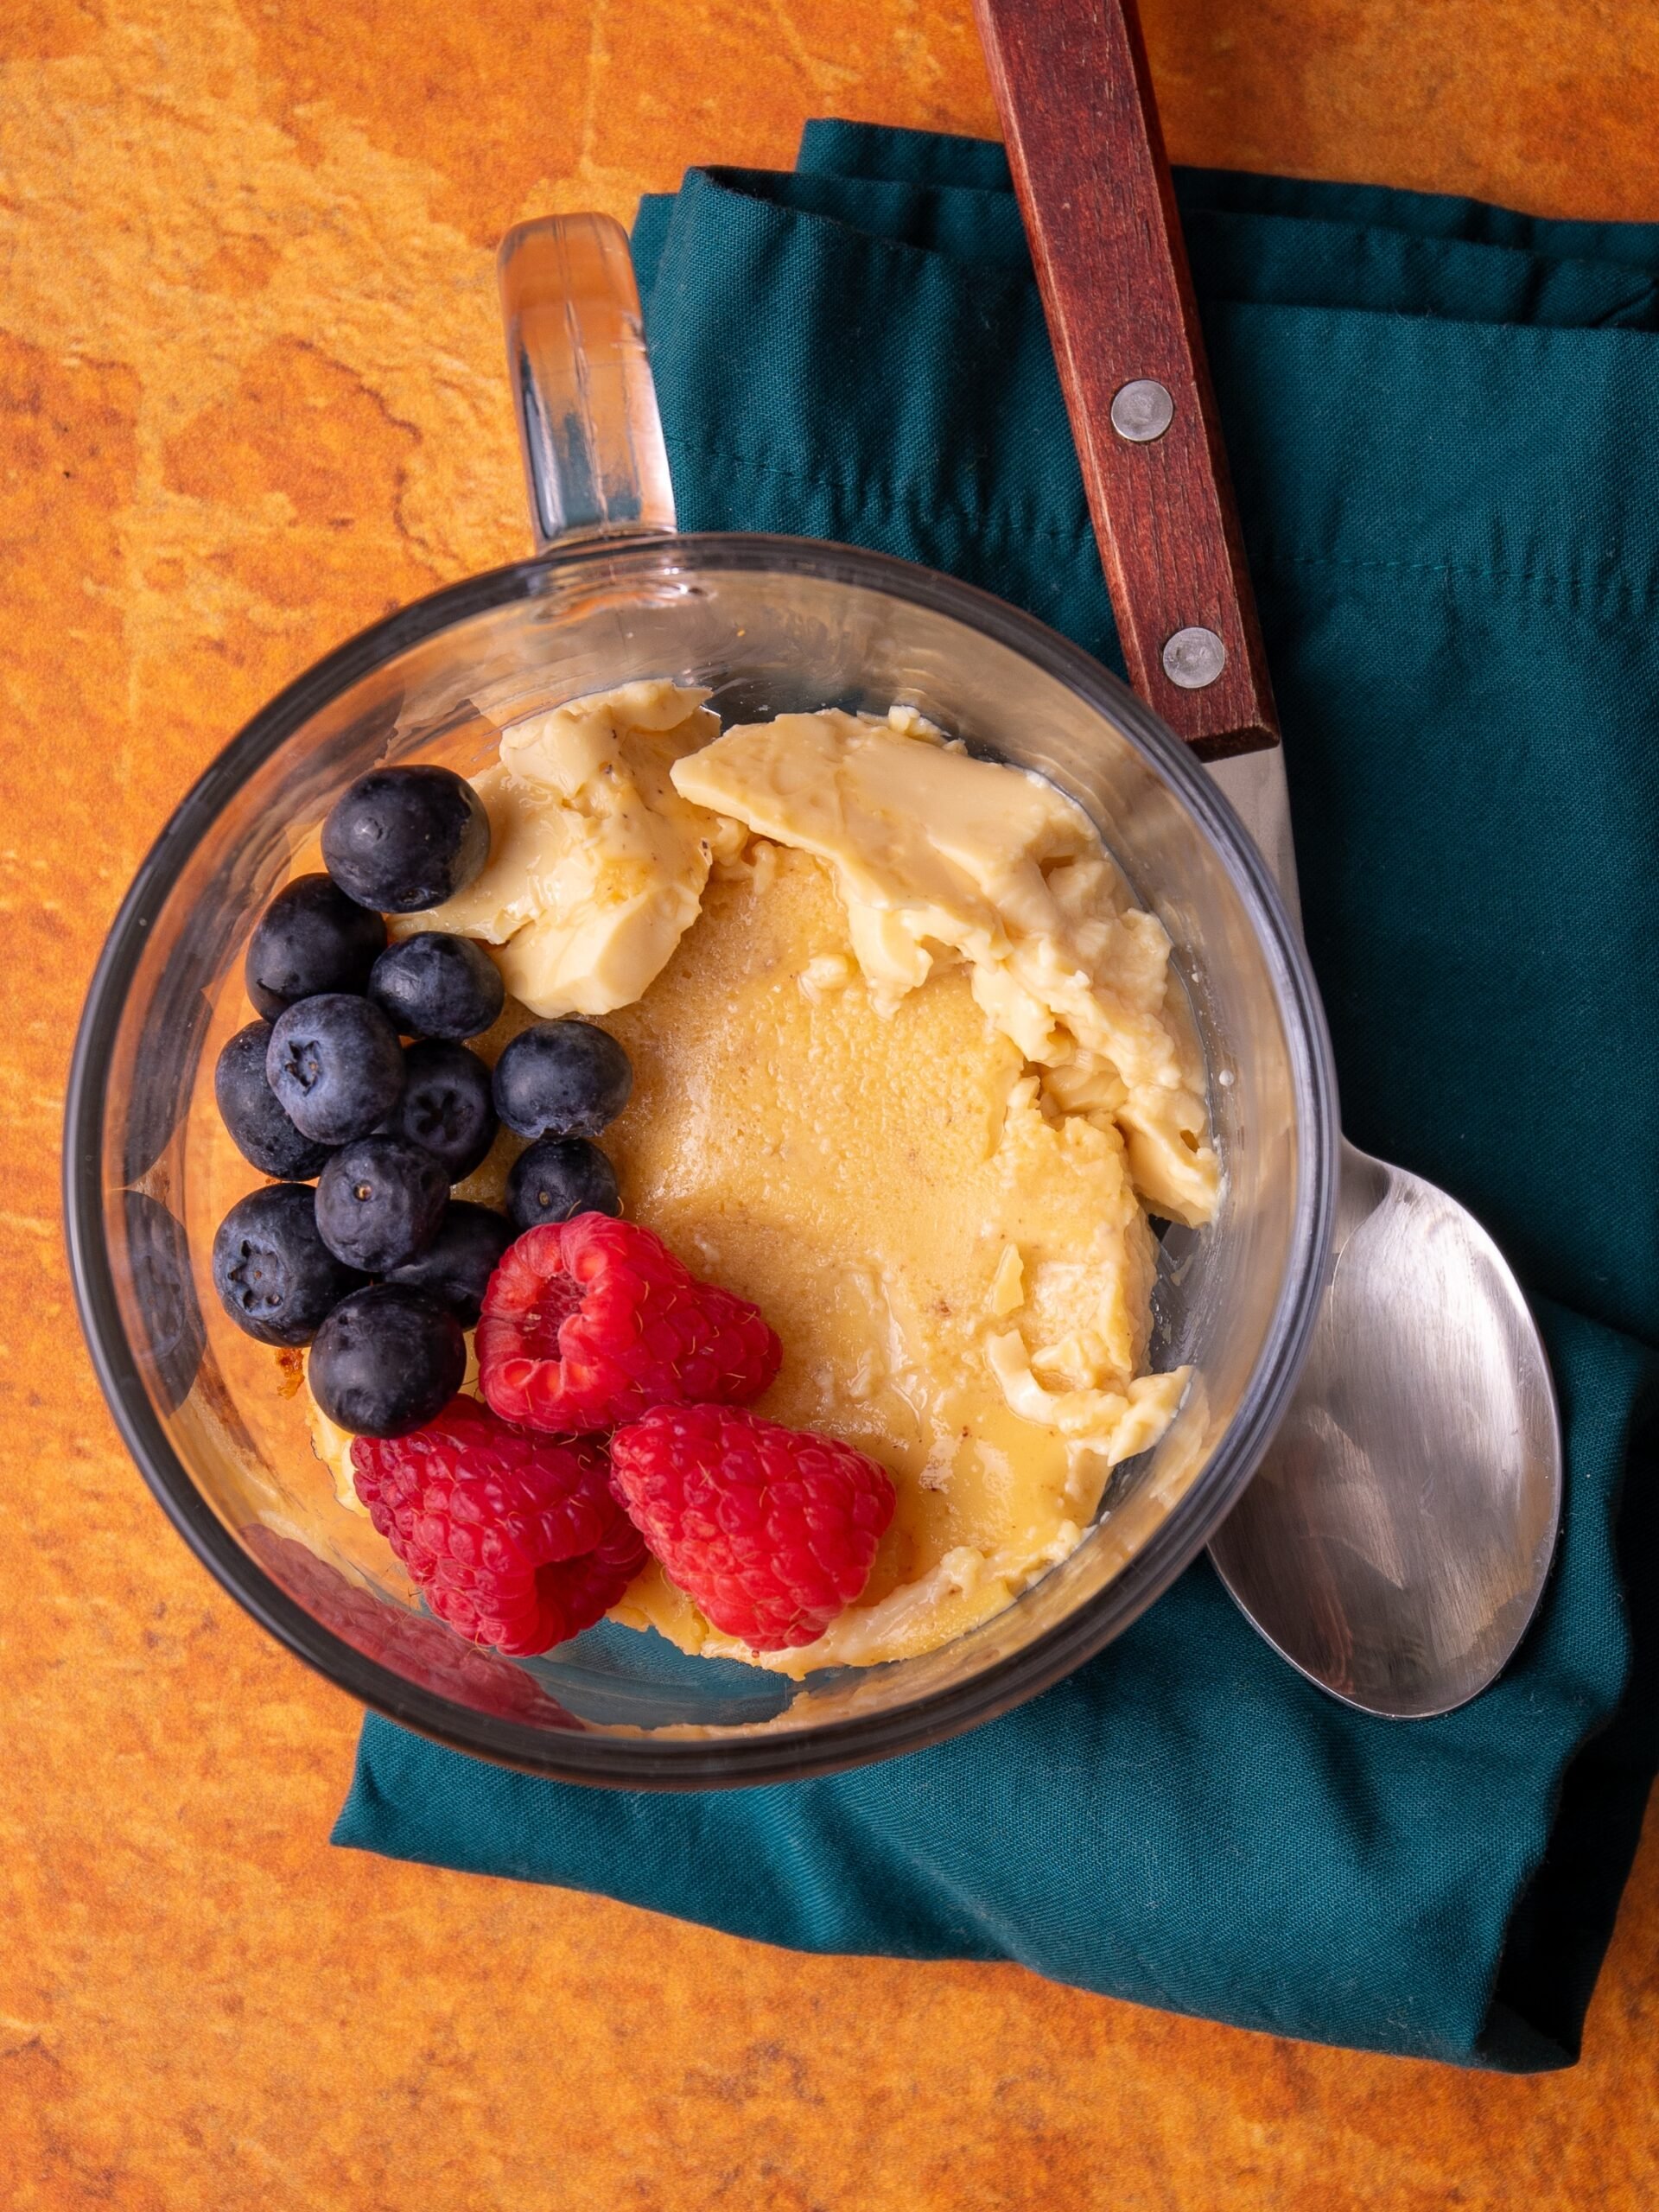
[405,681,744,1015]
[338,681,1219,1678]
[673,705,1218,1226]
[591,843,1193,1675]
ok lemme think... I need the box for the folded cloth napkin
[336,123,1659,2070]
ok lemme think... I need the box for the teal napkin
[336,124,1659,2069]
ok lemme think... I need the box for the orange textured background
[5,2,1658,2204]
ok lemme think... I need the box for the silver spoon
[978,0,1563,1715]
[1206,749,1561,1716]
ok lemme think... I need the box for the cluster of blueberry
[208,763,632,1439]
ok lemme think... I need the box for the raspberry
[609,1405,895,1650]
[242,1526,581,1726]
[477,1214,781,1436]
[351,1395,645,1656]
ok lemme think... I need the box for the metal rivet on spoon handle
[975,0,1563,1716]
[1162,626,1227,690]
[1110,378,1174,442]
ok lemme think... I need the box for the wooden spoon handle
[974,0,1279,759]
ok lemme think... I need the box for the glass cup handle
[497,214,677,550]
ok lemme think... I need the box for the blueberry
[506,1137,620,1232]
[321,765,490,913]
[380,1039,497,1179]
[244,874,387,1018]
[493,1020,632,1140]
[307,1285,467,1438]
[212,1185,364,1346]
[385,1201,514,1325]
[368,931,505,1040]
[266,994,405,1145]
[315,1135,449,1273]
[214,1021,334,1179]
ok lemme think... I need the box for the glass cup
[65,217,1338,1785]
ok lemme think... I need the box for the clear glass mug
[64,217,1338,1784]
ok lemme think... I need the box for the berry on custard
[213,1020,334,1180]
[506,1135,620,1233]
[609,1405,895,1650]
[378,1038,498,1180]
[265,993,406,1145]
[385,1200,514,1325]
[368,931,505,1041]
[308,1283,467,1438]
[322,764,490,913]
[477,1214,780,1434]
[244,873,387,1019]
[351,1397,646,1655]
[212,1184,364,1346]
[492,1019,632,1140]
[314,1135,450,1274]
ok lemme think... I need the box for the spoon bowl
[1208,1139,1563,1717]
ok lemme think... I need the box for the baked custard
[301,679,1219,1675]
[211,676,1217,1675]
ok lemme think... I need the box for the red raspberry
[609,1405,895,1650]
[241,1526,582,1727]
[476,1214,780,1436]
[351,1395,645,1656]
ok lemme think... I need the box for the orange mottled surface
[4,2,1657,2204]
